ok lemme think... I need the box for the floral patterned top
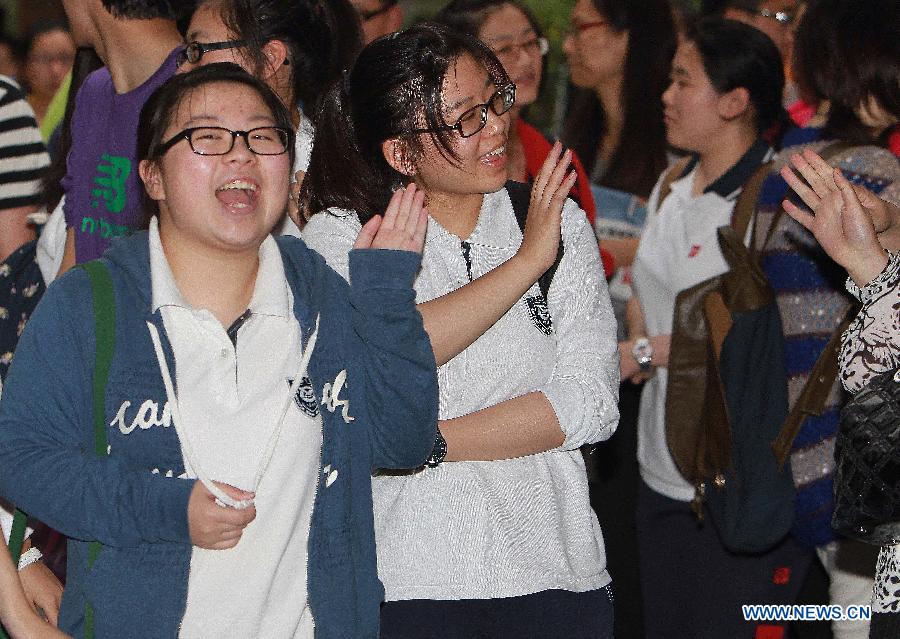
[839,251,900,614]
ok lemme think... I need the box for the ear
[381,138,416,177]
[139,159,165,202]
[717,86,751,122]
[259,39,290,81]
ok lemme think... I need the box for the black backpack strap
[505,180,564,301]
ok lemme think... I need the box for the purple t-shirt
[62,49,178,264]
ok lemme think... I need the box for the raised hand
[783,166,889,287]
[353,183,429,254]
[187,481,256,550]
[518,141,577,273]
[781,149,899,245]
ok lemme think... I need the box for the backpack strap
[772,309,855,468]
[730,161,773,248]
[79,260,116,639]
[506,180,563,302]
[656,156,692,209]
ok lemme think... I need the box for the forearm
[0,207,38,263]
[441,391,564,462]
[420,253,544,366]
[601,237,640,270]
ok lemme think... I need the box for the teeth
[217,180,257,191]
[484,146,506,158]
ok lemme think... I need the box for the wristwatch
[631,337,654,372]
[425,429,447,468]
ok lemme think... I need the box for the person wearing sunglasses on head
[54,0,184,275]
[301,24,619,639]
[178,0,362,236]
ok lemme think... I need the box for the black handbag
[832,367,900,545]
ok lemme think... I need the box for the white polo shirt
[147,220,321,638]
[632,141,773,502]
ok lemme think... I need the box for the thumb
[354,215,382,249]
[213,481,255,502]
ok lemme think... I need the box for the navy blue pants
[637,480,812,639]
[379,586,614,639]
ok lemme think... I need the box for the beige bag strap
[772,310,855,468]
[657,156,692,207]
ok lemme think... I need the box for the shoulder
[303,209,361,243]
[0,75,25,106]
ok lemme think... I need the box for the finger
[835,169,874,230]
[532,141,562,202]
[399,183,419,229]
[214,481,255,503]
[780,164,820,210]
[404,190,426,238]
[411,208,429,252]
[353,215,382,250]
[382,187,406,230]
[790,152,832,199]
[547,170,577,218]
[782,198,816,233]
[541,149,573,209]
[802,148,838,191]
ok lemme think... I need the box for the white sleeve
[541,200,621,449]
[36,196,66,285]
[301,209,362,283]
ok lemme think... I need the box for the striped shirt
[0,76,49,210]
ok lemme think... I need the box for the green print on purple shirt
[80,153,132,238]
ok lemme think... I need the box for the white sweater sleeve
[301,209,361,283]
[541,201,620,450]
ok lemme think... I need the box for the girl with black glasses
[301,24,619,639]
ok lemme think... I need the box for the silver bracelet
[16,547,42,571]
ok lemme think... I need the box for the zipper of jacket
[461,241,474,282]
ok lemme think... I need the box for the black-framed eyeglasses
[176,40,250,67]
[156,126,293,157]
[357,0,398,22]
[406,84,516,139]
[744,8,795,24]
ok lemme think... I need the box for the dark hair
[204,0,362,120]
[300,23,509,224]
[561,0,676,199]
[137,62,294,217]
[682,18,785,136]
[100,0,181,20]
[793,0,900,145]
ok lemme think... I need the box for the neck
[94,18,181,93]
[693,125,757,196]
[159,226,260,328]
[422,188,484,240]
[594,75,624,161]
[28,93,51,122]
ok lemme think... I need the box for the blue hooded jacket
[0,231,438,638]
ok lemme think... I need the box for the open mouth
[481,145,507,161]
[215,179,259,209]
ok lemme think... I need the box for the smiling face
[478,3,542,107]
[661,41,730,154]
[406,54,511,203]
[562,0,629,91]
[140,81,291,258]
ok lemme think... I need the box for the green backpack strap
[79,260,116,639]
